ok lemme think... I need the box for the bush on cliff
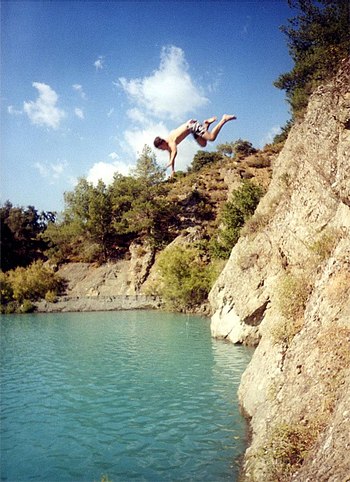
[211,180,264,259]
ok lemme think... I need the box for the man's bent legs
[202,114,236,142]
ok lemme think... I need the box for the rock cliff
[209,58,350,480]
[36,240,160,312]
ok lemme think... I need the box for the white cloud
[126,108,149,124]
[116,46,211,173]
[34,160,68,184]
[87,160,132,186]
[107,108,114,117]
[108,152,119,160]
[119,45,208,121]
[260,125,282,147]
[24,82,65,129]
[94,56,105,70]
[121,120,198,173]
[8,105,22,115]
[72,84,87,100]
[74,107,84,119]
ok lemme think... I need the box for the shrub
[241,212,270,237]
[0,270,13,305]
[211,180,264,259]
[309,228,340,261]
[1,261,64,312]
[260,421,323,481]
[8,260,62,302]
[45,290,58,303]
[155,245,215,311]
[272,273,311,345]
[277,273,310,322]
[19,300,35,313]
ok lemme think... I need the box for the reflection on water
[1,311,252,481]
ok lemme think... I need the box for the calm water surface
[1,311,252,482]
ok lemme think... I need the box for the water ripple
[1,311,252,482]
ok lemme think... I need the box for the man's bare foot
[203,116,217,126]
[223,114,237,121]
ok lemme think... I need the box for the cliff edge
[209,58,350,480]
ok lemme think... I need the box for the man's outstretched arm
[166,141,177,174]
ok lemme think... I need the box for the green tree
[216,142,235,158]
[211,180,264,259]
[111,146,176,246]
[45,178,114,263]
[0,202,55,271]
[275,0,350,117]
[47,178,95,262]
[156,245,214,311]
[132,145,165,185]
[87,180,113,261]
[189,150,223,173]
[232,139,257,158]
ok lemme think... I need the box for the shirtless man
[153,114,236,176]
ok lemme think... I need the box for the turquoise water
[1,311,252,482]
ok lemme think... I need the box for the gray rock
[210,59,350,480]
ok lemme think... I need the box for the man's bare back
[154,114,236,176]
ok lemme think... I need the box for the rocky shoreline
[35,294,162,313]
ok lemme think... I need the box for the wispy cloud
[260,125,282,147]
[34,160,68,184]
[72,84,87,100]
[94,56,105,71]
[8,105,22,115]
[74,107,84,119]
[24,82,65,129]
[119,45,208,122]
[241,15,252,36]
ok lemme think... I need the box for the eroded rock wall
[209,58,350,480]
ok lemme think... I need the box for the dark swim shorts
[186,119,206,139]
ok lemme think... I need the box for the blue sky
[1,0,294,212]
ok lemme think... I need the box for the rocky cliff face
[209,58,350,480]
[36,240,160,312]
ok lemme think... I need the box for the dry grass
[241,212,271,237]
[271,273,311,345]
[258,420,325,482]
[326,270,350,304]
[309,228,341,261]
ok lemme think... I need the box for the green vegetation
[211,180,264,259]
[259,420,323,481]
[0,202,55,271]
[189,150,223,172]
[0,260,64,313]
[152,244,217,311]
[275,0,350,118]
[43,146,178,264]
[2,141,266,272]
[272,272,311,345]
[309,227,340,261]
[277,273,309,322]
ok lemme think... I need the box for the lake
[1,310,252,481]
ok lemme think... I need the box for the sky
[1,0,294,213]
